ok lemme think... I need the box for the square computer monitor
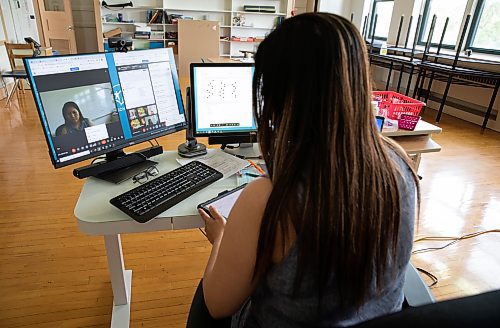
[190,63,257,144]
[24,48,186,169]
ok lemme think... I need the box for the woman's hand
[199,206,227,245]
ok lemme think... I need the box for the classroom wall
[0,0,38,43]
[350,0,371,30]
[0,5,9,98]
[0,0,40,97]
[386,0,424,46]
[317,0,351,18]
[0,2,14,97]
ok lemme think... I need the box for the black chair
[353,289,500,328]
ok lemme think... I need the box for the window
[418,0,469,47]
[466,0,500,54]
[369,0,395,40]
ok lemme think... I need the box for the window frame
[417,0,465,49]
[368,0,395,41]
[465,0,500,55]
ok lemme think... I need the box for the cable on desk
[412,229,500,254]
[148,138,160,147]
[91,156,106,164]
[416,267,439,288]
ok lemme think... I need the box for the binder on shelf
[151,31,164,40]
[148,10,159,24]
[134,31,151,39]
[135,25,151,33]
[148,10,164,24]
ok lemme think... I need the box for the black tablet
[197,184,247,218]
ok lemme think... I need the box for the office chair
[403,262,435,307]
[353,289,500,327]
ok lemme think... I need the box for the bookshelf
[97,0,292,58]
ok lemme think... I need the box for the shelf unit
[98,0,291,58]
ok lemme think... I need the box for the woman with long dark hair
[189,12,420,327]
[55,101,93,136]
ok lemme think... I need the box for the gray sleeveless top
[232,151,416,327]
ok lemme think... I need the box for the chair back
[4,43,35,71]
[452,14,471,69]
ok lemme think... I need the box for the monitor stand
[178,138,207,158]
[222,143,261,159]
[73,146,162,183]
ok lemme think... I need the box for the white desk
[74,122,442,327]
[383,120,442,169]
[382,120,442,137]
[74,151,242,327]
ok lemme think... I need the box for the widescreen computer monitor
[190,63,259,158]
[24,48,186,179]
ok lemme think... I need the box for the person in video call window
[55,101,93,136]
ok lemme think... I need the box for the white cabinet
[98,0,291,58]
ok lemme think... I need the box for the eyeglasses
[132,165,159,184]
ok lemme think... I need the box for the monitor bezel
[189,62,257,138]
[24,48,186,169]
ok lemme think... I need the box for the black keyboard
[110,161,223,223]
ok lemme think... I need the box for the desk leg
[104,234,132,328]
[413,154,422,171]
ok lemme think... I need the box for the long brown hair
[252,13,420,309]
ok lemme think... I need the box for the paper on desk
[176,149,249,179]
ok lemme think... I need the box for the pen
[245,173,260,178]
[247,159,266,175]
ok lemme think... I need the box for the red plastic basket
[372,91,425,120]
[398,114,421,131]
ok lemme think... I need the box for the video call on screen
[27,49,185,165]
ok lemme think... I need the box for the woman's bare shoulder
[245,176,272,194]
[236,177,272,211]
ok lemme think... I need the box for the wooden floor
[0,93,499,327]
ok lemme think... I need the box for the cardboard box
[103,28,121,38]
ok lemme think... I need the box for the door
[37,0,76,54]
